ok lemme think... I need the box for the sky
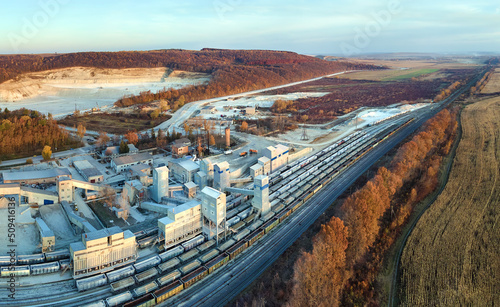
[0,0,499,56]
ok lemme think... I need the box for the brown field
[399,96,500,306]
[481,68,500,94]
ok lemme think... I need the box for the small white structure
[73,160,103,183]
[250,164,263,179]
[252,175,270,215]
[36,218,55,252]
[244,107,256,115]
[184,181,197,198]
[263,145,289,173]
[194,171,207,190]
[258,156,271,175]
[152,166,169,203]
[168,159,200,183]
[201,187,226,244]
[214,162,230,192]
[111,153,153,173]
[158,201,202,248]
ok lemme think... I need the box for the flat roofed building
[35,218,55,252]
[263,145,289,173]
[158,200,202,248]
[214,161,230,191]
[168,159,200,183]
[73,160,103,183]
[184,181,197,198]
[201,186,226,243]
[250,164,263,178]
[111,153,153,173]
[2,168,72,184]
[70,226,137,278]
[258,156,271,175]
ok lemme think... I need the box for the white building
[201,187,226,243]
[252,175,270,215]
[263,145,289,173]
[152,166,169,203]
[168,159,200,183]
[214,161,230,191]
[73,160,103,183]
[158,200,202,248]
[250,164,263,179]
[258,156,271,175]
[111,153,153,173]
[70,226,137,278]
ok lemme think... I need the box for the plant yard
[399,96,500,306]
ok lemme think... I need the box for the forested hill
[0,49,384,107]
[0,49,381,85]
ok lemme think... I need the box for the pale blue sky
[0,0,499,55]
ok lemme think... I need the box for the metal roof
[184,181,197,189]
[201,186,223,200]
[113,153,153,167]
[2,168,71,182]
[84,226,123,242]
[35,218,55,238]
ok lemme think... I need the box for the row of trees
[290,109,458,306]
[0,108,78,160]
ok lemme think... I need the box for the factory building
[252,175,270,215]
[263,144,289,173]
[214,162,230,192]
[168,159,200,183]
[152,166,169,203]
[35,218,55,252]
[128,164,152,187]
[184,181,197,198]
[73,160,103,183]
[194,171,207,190]
[244,107,256,115]
[201,187,226,243]
[158,200,202,248]
[258,157,271,175]
[123,180,145,205]
[250,164,263,179]
[2,168,72,184]
[111,153,153,173]
[171,138,191,158]
[70,226,137,278]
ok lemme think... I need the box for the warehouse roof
[184,181,197,189]
[84,226,123,242]
[2,168,71,182]
[201,186,223,199]
[250,164,263,171]
[113,153,152,167]
[258,156,270,164]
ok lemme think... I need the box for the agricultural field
[481,68,500,94]
[398,96,500,306]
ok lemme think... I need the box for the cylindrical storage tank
[30,261,60,275]
[157,270,182,286]
[106,265,135,283]
[105,291,133,307]
[132,281,158,298]
[225,126,231,148]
